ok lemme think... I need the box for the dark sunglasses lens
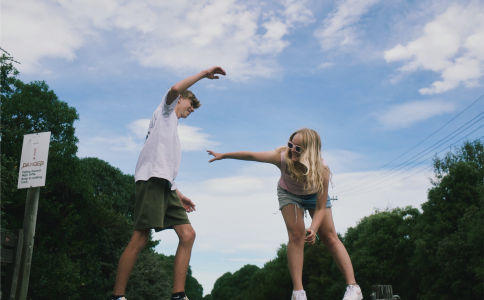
[295,146,302,152]
[288,142,293,149]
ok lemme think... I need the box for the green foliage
[302,235,346,300]
[0,154,18,228]
[344,207,420,299]
[26,157,135,299]
[78,157,136,219]
[245,245,293,300]
[436,203,484,299]
[158,254,204,300]
[185,266,204,300]
[411,140,483,300]
[122,248,172,300]
[0,47,20,96]
[212,264,260,300]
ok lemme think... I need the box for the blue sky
[4,0,484,294]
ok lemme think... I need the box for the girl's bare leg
[281,204,307,291]
[309,208,356,284]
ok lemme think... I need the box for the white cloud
[90,135,141,152]
[206,84,227,90]
[376,99,455,129]
[4,0,315,79]
[384,2,484,94]
[314,0,381,50]
[2,0,86,73]
[178,123,219,151]
[281,0,315,27]
[81,119,217,154]
[318,62,334,69]
[324,149,367,174]
[128,118,150,139]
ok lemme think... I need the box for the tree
[157,253,204,300]
[0,48,20,97]
[410,140,483,299]
[211,264,260,300]
[343,207,420,299]
[246,245,293,300]
[436,203,483,299]
[302,235,347,300]
[119,248,172,300]
[0,153,18,229]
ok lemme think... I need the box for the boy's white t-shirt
[134,90,181,190]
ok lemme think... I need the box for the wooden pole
[17,187,40,300]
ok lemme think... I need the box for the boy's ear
[177,97,182,104]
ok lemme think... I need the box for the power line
[338,128,484,196]
[334,114,483,194]
[334,94,484,192]
[338,132,484,196]
[339,165,433,197]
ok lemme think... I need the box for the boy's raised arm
[166,66,226,105]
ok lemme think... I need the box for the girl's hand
[207,150,224,162]
[305,227,317,244]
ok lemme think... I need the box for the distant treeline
[0,51,204,299]
[203,140,483,300]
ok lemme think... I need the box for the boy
[111,66,226,300]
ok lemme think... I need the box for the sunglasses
[288,141,302,153]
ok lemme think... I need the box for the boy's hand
[180,195,196,213]
[207,150,224,162]
[205,66,226,79]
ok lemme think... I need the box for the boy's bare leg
[172,224,196,293]
[113,229,150,295]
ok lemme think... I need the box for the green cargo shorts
[134,177,190,232]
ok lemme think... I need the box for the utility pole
[17,187,40,300]
[16,132,51,300]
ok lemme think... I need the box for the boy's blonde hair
[180,90,201,109]
[276,128,331,197]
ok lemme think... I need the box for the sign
[17,132,51,189]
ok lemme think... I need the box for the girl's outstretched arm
[207,150,281,168]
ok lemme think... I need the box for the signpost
[17,132,51,189]
[16,132,51,300]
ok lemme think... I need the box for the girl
[207,128,362,300]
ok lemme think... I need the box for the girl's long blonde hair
[276,128,331,197]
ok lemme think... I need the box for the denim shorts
[277,183,332,211]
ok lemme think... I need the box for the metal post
[17,187,40,300]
